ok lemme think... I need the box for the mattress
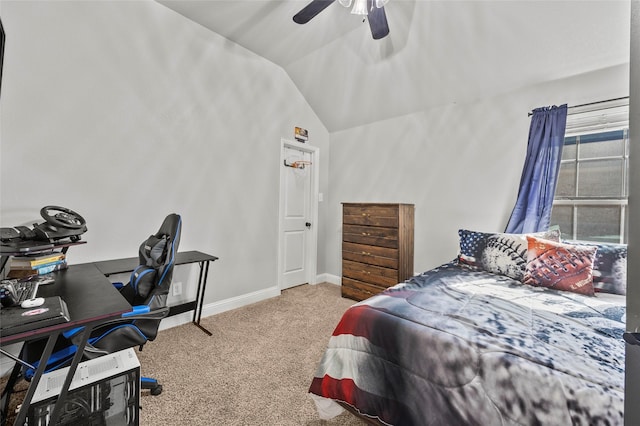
[309,262,625,425]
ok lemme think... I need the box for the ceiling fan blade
[293,0,336,24]
[367,4,390,39]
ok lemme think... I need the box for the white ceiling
[157,0,631,132]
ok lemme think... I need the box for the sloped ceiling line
[157,0,630,132]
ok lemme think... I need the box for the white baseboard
[316,273,340,286]
[159,277,344,331]
[1,287,282,375]
[159,285,281,331]
[129,274,346,333]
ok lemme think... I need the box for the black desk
[91,251,218,336]
[0,264,131,426]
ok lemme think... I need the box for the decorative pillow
[562,241,627,295]
[142,235,168,267]
[524,236,597,296]
[458,229,493,269]
[458,228,560,281]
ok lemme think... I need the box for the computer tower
[26,348,140,425]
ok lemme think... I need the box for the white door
[278,140,319,290]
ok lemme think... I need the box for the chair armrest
[62,326,84,340]
[122,305,150,317]
[90,307,170,331]
[63,306,166,340]
[120,306,169,321]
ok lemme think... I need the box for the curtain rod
[527,96,629,116]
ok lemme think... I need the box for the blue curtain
[505,104,568,234]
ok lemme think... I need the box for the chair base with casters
[142,376,162,396]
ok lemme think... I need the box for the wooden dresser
[341,203,415,301]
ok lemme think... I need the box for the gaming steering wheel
[40,205,87,230]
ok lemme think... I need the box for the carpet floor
[136,282,365,425]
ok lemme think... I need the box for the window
[550,99,629,244]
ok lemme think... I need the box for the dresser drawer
[343,225,398,248]
[341,278,385,301]
[341,203,414,302]
[343,205,399,227]
[342,242,398,269]
[342,260,398,287]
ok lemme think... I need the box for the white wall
[0,0,629,310]
[325,64,630,277]
[0,1,329,304]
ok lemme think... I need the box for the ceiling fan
[293,0,390,40]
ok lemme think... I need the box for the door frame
[277,138,320,290]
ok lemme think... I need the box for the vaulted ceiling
[157,0,631,132]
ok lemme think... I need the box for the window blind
[564,98,629,137]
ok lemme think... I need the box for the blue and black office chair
[24,213,182,395]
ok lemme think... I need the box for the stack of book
[8,252,68,278]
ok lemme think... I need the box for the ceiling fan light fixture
[338,0,389,16]
[293,0,390,40]
[350,0,369,15]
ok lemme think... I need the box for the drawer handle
[362,270,370,274]
[361,251,371,256]
[361,232,371,236]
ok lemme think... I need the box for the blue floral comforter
[309,262,625,425]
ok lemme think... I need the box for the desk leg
[192,261,212,336]
[1,360,21,425]
[47,327,93,425]
[12,332,59,426]
[0,256,9,278]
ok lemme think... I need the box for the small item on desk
[0,277,42,307]
[21,297,45,308]
[0,296,70,335]
[10,251,65,268]
[7,257,68,279]
[0,280,19,307]
[21,274,55,285]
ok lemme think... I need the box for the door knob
[305,222,312,229]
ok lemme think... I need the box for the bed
[309,229,627,425]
